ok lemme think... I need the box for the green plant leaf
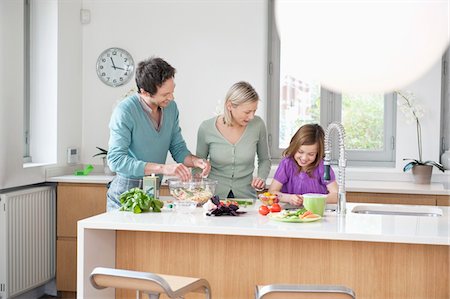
[403,158,421,164]
[93,146,108,157]
[403,161,417,172]
[423,160,445,172]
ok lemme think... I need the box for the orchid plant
[396,91,444,172]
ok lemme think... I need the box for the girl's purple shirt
[273,157,336,194]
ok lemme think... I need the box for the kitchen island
[77,201,449,299]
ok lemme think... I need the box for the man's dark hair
[135,57,176,95]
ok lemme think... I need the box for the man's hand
[162,163,192,181]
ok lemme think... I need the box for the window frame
[24,0,31,162]
[267,0,396,167]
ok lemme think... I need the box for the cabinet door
[160,185,170,196]
[57,183,107,237]
[56,238,77,292]
[436,195,450,206]
[346,192,436,205]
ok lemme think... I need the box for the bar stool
[90,267,211,299]
[255,284,356,299]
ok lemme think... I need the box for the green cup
[302,193,327,216]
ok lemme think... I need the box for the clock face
[96,47,135,87]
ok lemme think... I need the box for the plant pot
[102,157,115,176]
[411,165,432,184]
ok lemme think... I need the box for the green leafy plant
[119,187,163,214]
[396,91,444,172]
[92,146,108,158]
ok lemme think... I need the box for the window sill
[23,162,55,168]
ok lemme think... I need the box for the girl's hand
[285,194,303,206]
[252,177,266,191]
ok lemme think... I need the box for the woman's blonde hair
[283,124,325,176]
[223,81,259,126]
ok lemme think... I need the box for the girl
[268,124,338,206]
[196,81,271,199]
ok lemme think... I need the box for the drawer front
[56,238,77,292]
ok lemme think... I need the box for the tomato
[270,203,281,213]
[259,205,270,216]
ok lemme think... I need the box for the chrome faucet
[323,122,346,215]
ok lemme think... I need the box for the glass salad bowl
[168,178,218,205]
[258,192,279,206]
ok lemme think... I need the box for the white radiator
[0,185,56,299]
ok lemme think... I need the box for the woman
[196,81,271,199]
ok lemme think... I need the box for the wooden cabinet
[160,185,170,196]
[346,192,450,206]
[436,195,450,206]
[56,183,107,292]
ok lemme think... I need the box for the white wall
[396,60,442,170]
[0,0,46,189]
[81,0,269,165]
[0,0,82,190]
[0,0,446,190]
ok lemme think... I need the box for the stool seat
[90,267,211,299]
[255,284,356,299]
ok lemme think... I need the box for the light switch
[67,147,79,165]
[80,9,91,24]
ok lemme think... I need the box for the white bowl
[174,200,197,213]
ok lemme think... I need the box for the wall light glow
[275,0,450,93]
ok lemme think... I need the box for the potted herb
[93,147,115,175]
[397,91,445,184]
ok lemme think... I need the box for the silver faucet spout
[324,122,346,215]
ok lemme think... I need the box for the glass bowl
[173,200,197,213]
[168,178,218,205]
[258,192,279,206]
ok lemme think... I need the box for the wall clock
[96,47,135,87]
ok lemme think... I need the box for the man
[106,57,210,210]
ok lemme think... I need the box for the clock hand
[110,57,117,70]
[115,67,125,70]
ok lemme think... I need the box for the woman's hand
[251,177,266,191]
[162,163,192,181]
[193,158,211,177]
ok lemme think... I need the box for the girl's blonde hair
[223,81,259,126]
[282,124,325,176]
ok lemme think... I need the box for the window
[23,0,58,165]
[268,2,396,166]
[442,47,450,155]
[24,0,31,162]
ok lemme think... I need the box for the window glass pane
[279,61,321,148]
[341,93,384,151]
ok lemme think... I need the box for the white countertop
[46,174,114,184]
[47,174,450,195]
[78,201,450,246]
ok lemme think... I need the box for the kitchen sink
[351,205,443,217]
